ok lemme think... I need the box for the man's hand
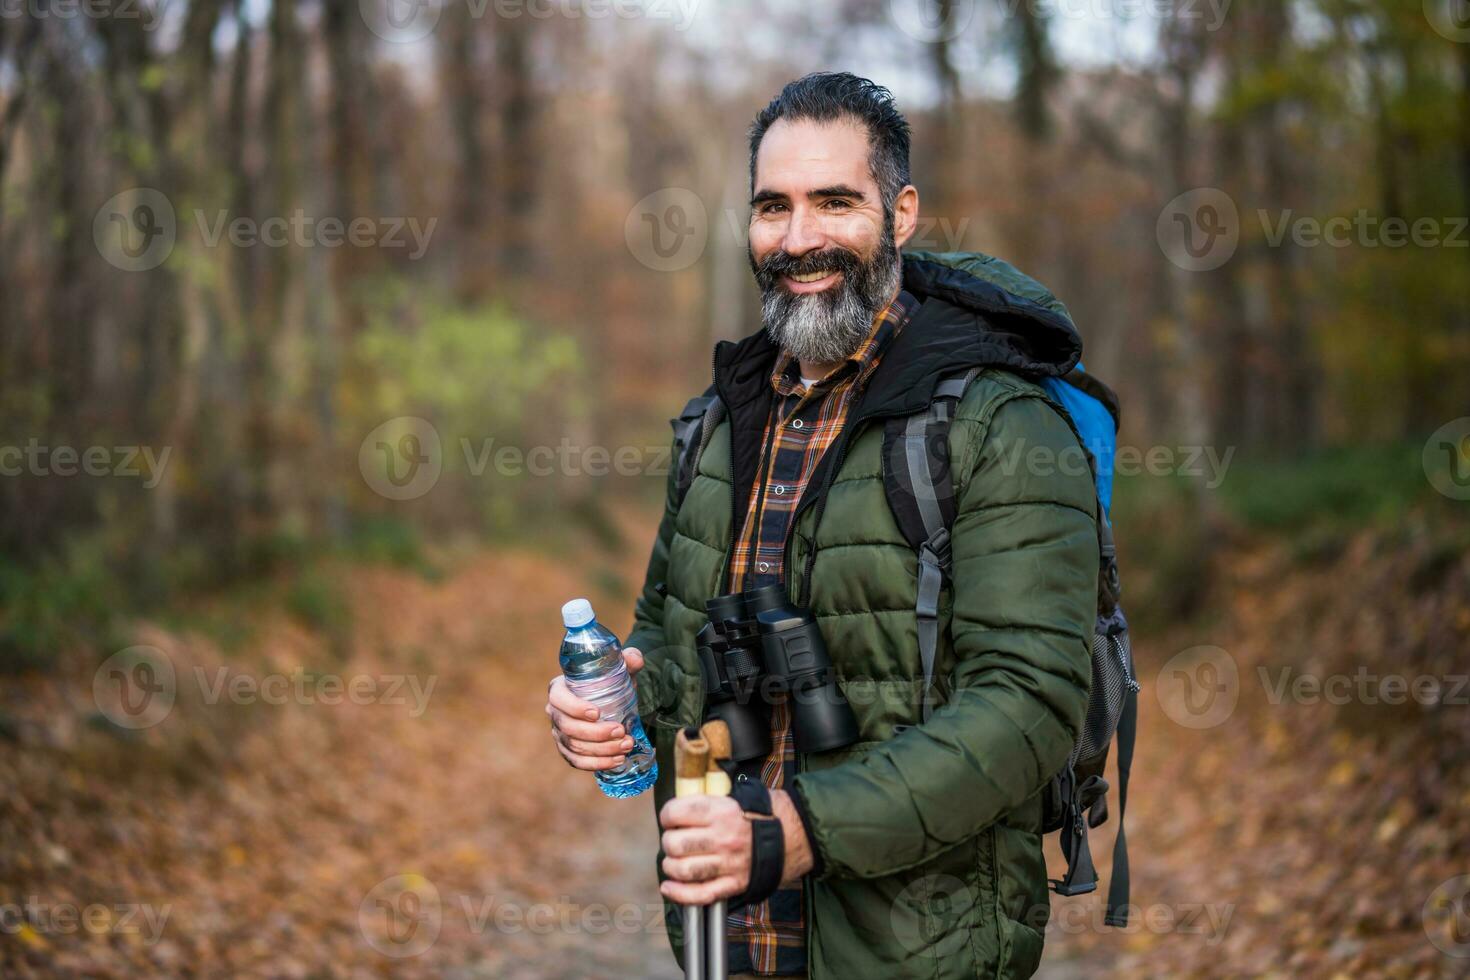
[658,789,815,905]
[546,647,644,771]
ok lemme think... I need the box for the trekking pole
[700,721,732,980]
[674,726,710,980]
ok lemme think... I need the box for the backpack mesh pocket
[1071,609,1138,771]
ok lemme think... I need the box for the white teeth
[790,270,834,283]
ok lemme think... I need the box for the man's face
[747,117,916,366]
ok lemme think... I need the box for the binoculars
[695,585,860,761]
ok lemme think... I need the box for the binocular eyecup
[695,585,860,761]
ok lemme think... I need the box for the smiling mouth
[783,269,841,291]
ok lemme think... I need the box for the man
[546,72,1098,979]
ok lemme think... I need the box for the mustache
[753,245,864,290]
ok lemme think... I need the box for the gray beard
[760,256,902,366]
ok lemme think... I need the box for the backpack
[668,362,1138,928]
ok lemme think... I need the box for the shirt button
[757,561,770,572]
[792,419,804,429]
[774,485,786,495]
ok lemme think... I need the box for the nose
[780,207,827,258]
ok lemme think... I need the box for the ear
[891,185,920,249]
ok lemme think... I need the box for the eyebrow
[750,184,868,207]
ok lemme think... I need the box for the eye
[822,198,853,211]
[758,203,788,216]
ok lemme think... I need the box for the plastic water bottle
[558,599,657,798]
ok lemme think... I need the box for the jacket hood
[899,249,1081,375]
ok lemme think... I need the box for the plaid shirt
[725,288,919,976]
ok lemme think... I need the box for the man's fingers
[554,733,628,771]
[659,795,739,830]
[660,876,742,907]
[623,647,644,675]
[550,709,624,743]
[661,828,718,859]
[547,677,601,721]
[562,732,635,757]
[661,854,725,884]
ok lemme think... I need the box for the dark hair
[748,72,912,213]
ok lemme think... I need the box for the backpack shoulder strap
[670,385,725,511]
[881,367,982,722]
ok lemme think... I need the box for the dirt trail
[3,514,1465,977]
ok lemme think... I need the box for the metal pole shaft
[706,899,728,980]
[683,904,707,980]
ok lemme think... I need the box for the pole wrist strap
[729,779,784,911]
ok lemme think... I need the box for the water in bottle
[558,598,657,798]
